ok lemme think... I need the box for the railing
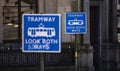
[0,44,75,67]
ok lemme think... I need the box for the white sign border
[65,12,87,34]
[22,14,61,53]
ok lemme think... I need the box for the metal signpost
[65,12,86,71]
[22,14,61,71]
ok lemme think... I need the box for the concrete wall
[45,0,57,13]
[57,0,73,42]
[38,0,73,42]
[83,0,90,44]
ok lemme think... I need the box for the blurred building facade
[0,0,119,71]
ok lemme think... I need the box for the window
[2,0,37,43]
[2,0,19,41]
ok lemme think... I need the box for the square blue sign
[65,12,87,34]
[22,14,61,53]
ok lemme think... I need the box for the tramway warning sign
[22,14,61,53]
[65,12,87,34]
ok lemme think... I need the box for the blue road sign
[22,14,61,53]
[65,12,87,34]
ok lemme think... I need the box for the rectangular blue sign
[65,12,87,34]
[22,14,61,53]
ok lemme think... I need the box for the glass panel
[21,0,37,14]
[2,0,18,40]
[2,0,18,6]
[2,0,37,41]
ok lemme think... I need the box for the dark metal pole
[80,0,83,45]
[40,53,44,71]
[74,0,84,71]
[0,0,3,43]
[18,0,22,42]
[75,34,78,71]
[37,0,45,71]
